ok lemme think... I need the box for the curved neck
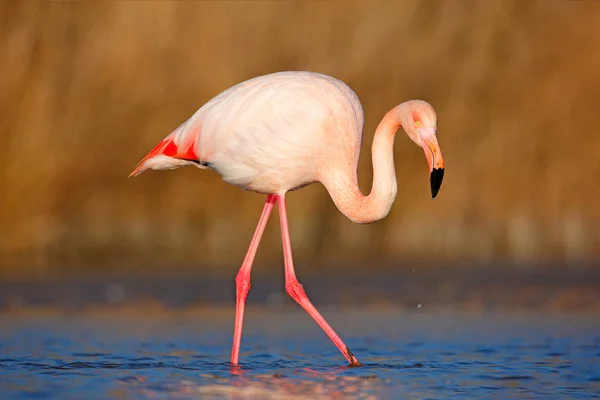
[325,106,403,224]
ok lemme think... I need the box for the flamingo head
[401,100,445,198]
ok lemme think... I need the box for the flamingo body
[132,71,364,195]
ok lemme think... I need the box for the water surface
[1,309,599,399]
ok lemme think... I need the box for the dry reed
[1,0,599,275]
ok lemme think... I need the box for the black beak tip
[430,168,444,199]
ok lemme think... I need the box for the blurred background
[1,1,600,311]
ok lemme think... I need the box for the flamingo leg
[231,194,277,365]
[276,194,362,366]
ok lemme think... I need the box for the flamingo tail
[128,126,200,178]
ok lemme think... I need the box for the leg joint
[285,278,306,302]
[235,271,251,294]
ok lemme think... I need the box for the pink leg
[231,194,277,365]
[276,194,362,367]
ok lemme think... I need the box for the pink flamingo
[129,71,445,367]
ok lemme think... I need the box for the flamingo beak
[420,130,445,198]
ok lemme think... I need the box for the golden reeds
[0,1,599,274]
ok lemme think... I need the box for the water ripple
[0,311,598,399]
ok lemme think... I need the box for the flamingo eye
[415,121,421,128]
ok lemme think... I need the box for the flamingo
[129,71,445,367]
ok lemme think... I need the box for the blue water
[1,309,599,399]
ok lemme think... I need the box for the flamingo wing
[129,71,362,195]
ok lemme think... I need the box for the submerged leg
[231,194,277,365]
[276,194,362,366]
